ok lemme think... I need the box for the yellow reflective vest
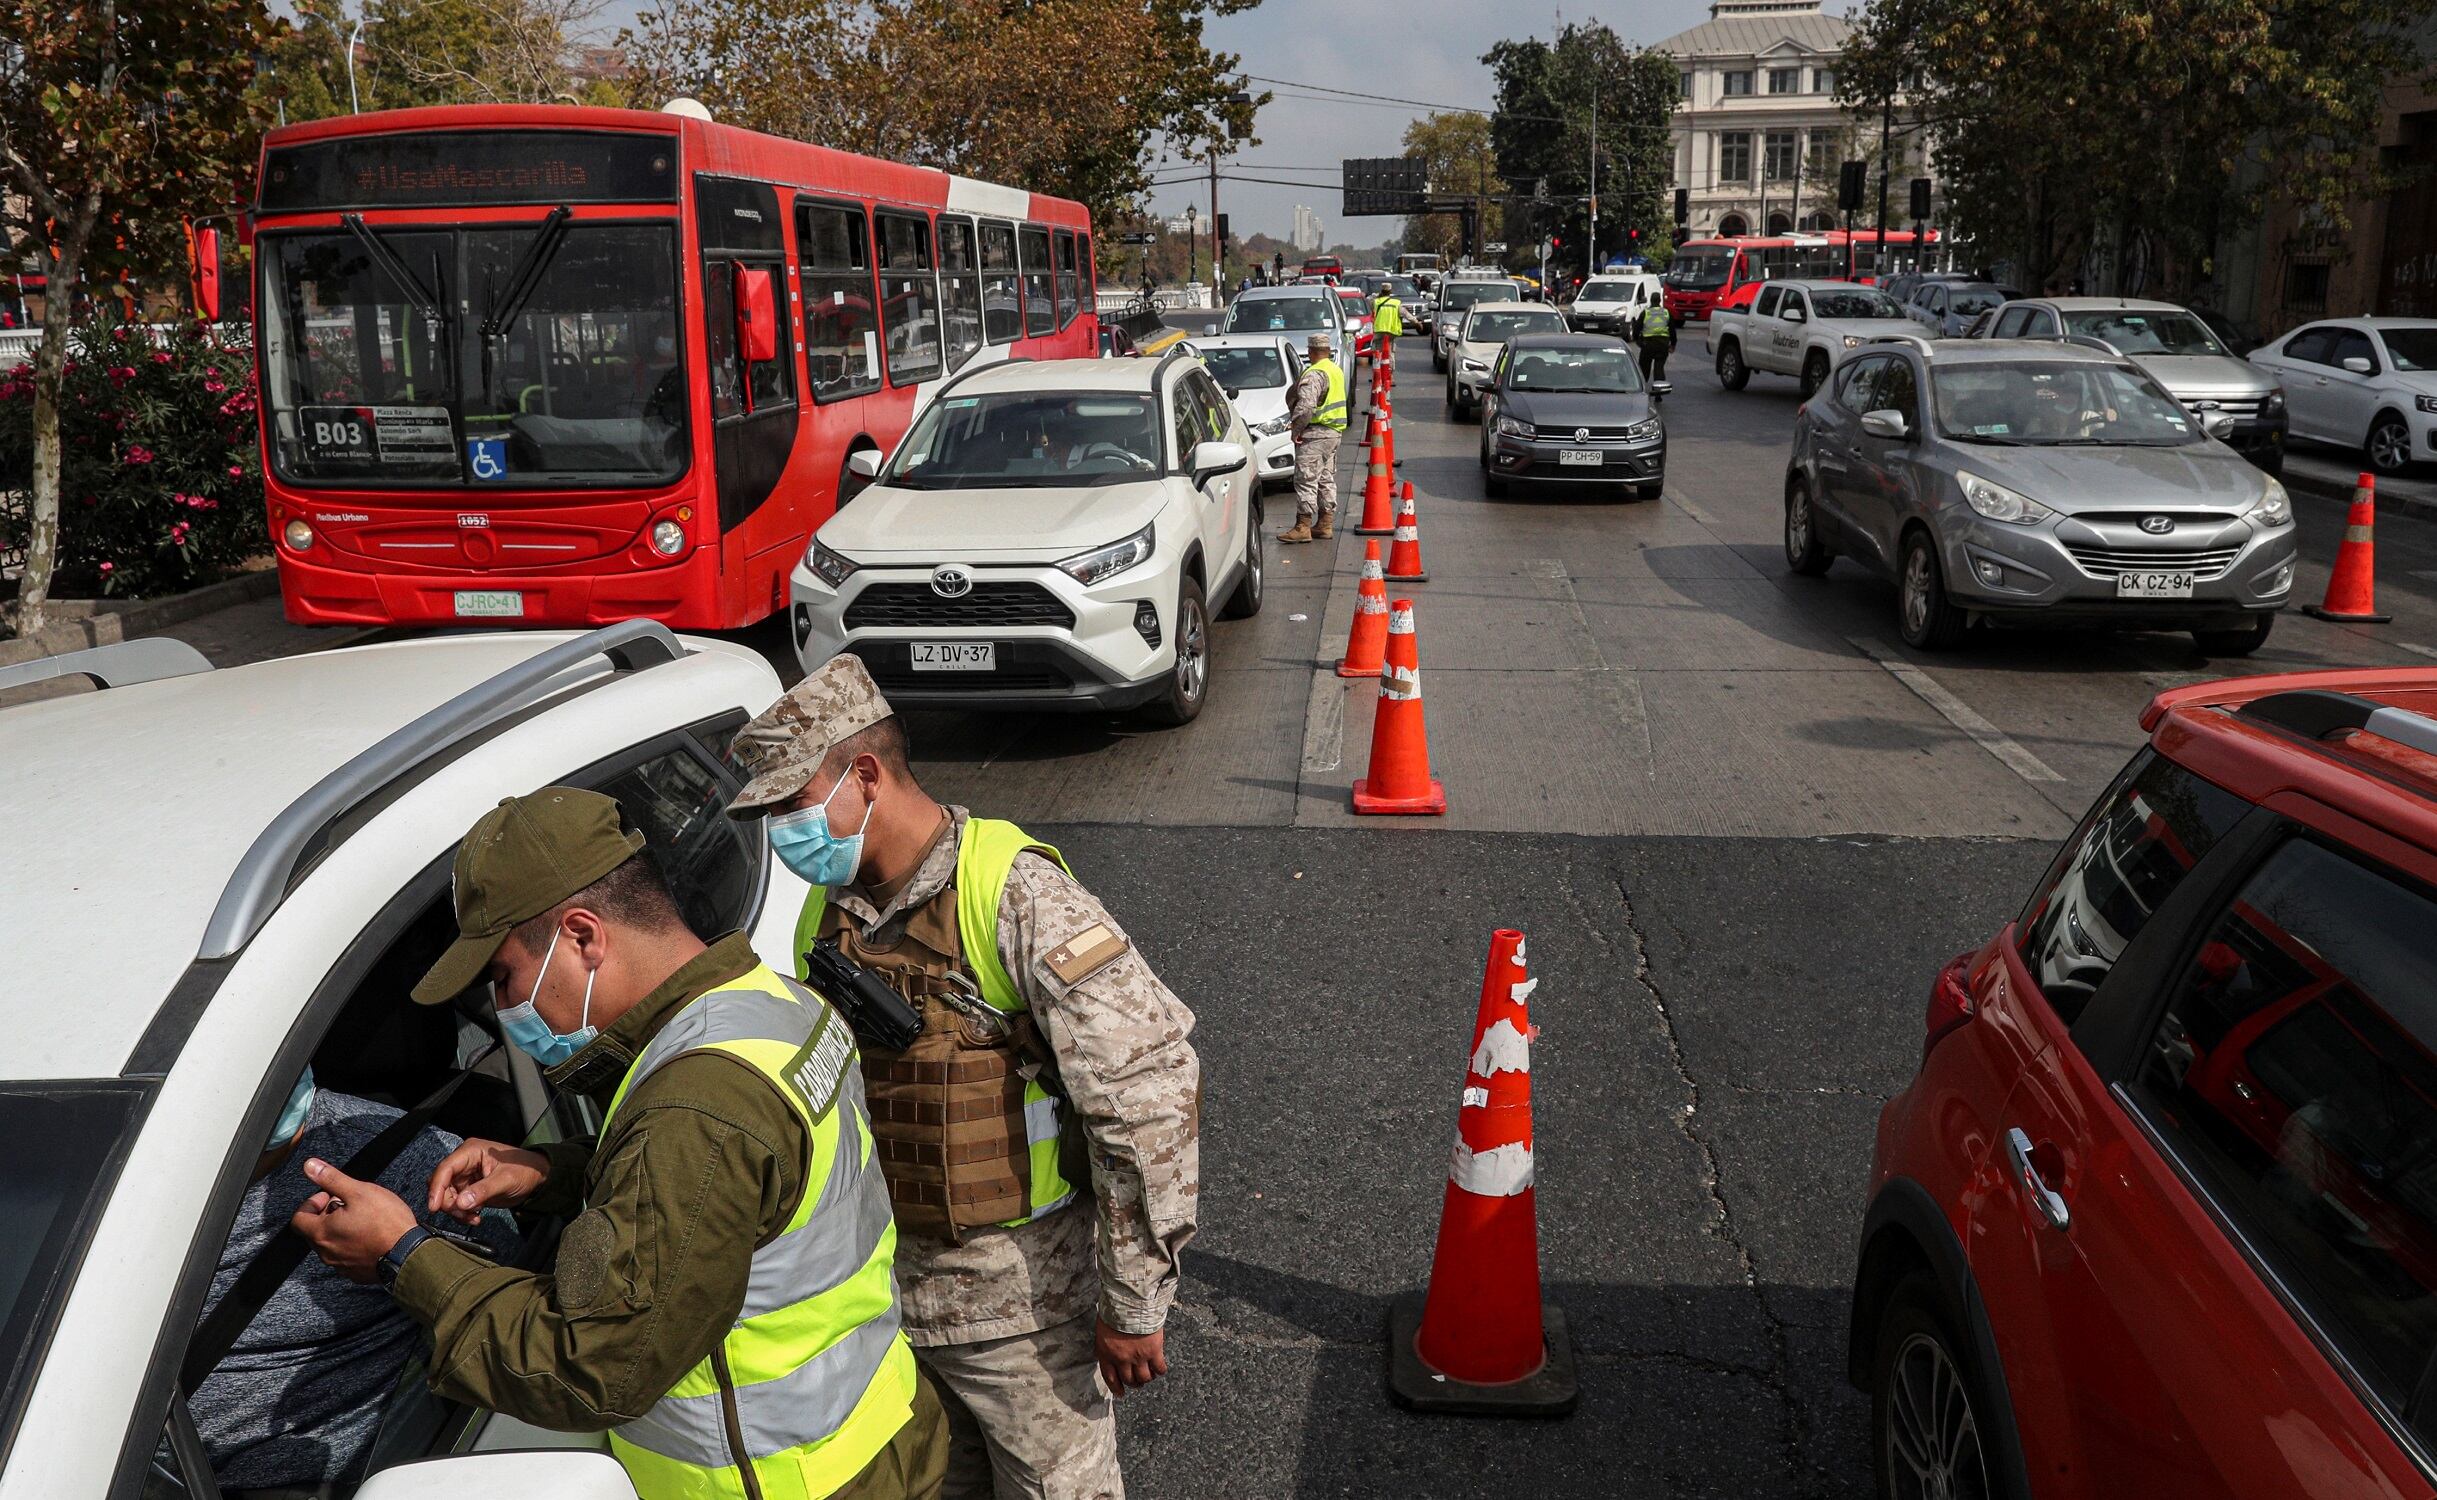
[602,965,917,1500]
[1372,292,1404,337]
[1641,302,1674,339]
[1308,357,1349,432]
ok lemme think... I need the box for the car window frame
[2328,329,2381,375]
[1835,354,1888,415]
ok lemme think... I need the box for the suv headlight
[1461,357,1488,372]
[1251,414,1292,437]
[2264,388,2287,415]
[1494,414,1531,438]
[1841,335,1862,349]
[1624,416,1663,442]
[808,538,858,588]
[1957,469,2056,526]
[1057,522,1156,586]
[2417,394,2437,415]
[2245,478,2293,528]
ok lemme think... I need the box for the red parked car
[1852,667,2437,1500]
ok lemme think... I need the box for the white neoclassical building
[1658,0,1929,240]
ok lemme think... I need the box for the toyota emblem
[1575,427,1591,443]
[2140,515,2175,535]
[930,565,973,598]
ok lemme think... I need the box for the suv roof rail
[0,637,213,699]
[198,619,684,960]
[2236,688,2437,760]
[1154,342,1196,379]
[930,355,1032,405]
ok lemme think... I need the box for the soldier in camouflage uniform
[725,656,1200,1500]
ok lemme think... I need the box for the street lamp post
[347,13,366,114]
[1186,205,1199,295]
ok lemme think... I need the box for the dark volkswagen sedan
[1478,333,1667,499]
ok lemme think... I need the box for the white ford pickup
[1709,280,1923,398]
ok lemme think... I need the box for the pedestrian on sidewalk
[1281,331,1348,544]
[725,657,1202,1500]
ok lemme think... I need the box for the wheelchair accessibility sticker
[466,436,509,481]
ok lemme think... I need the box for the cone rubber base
[1385,1291,1578,1418]
[2305,604,2392,623]
[1353,775,1447,815]
[1336,660,1382,678]
[1354,525,1393,537]
[1387,570,1429,583]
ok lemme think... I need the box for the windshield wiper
[341,213,447,342]
[479,205,573,404]
[1946,432,2026,445]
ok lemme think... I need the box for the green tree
[1399,111,1500,262]
[0,0,280,633]
[254,0,615,123]
[1839,0,2435,296]
[1484,22,1678,279]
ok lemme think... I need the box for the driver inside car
[190,1067,519,1496]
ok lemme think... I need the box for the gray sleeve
[381,1126,524,1263]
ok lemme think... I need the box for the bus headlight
[808,539,858,588]
[283,519,313,550]
[650,520,687,556]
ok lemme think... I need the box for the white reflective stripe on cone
[1382,664,1421,700]
[1449,1139,1535,1196]
[1470,1016,1531,1077]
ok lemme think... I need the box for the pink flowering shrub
[0,315,266,597]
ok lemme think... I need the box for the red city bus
[1301,255,1344,281]
[247,104,1099,630]
[1661,229,1946,321]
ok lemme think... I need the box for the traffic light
[1908,177,1932,222]
[1626,227,1643,248]
[1215,213,1230,245]
[1673,187,1689,228]
[1839,160,1867,212]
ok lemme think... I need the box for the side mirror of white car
[846,449,886,480]
[2341,355,2374,375]
[1191,441,1249,485]
[354,1452,636,1500]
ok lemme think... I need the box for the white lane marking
[1673,494,1721,528]
[1849,637,2066,784]
[2398,642,2437,661]
[1301,672,1346,773]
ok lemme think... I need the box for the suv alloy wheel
[1871,1273,2006,1500]
[1143,576,1209,727]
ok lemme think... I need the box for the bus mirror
[192,225,222,322]
[734,265,778,364]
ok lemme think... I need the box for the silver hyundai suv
[1784,341,2297,655]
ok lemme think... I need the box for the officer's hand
[426,1137,551,1225]
[291,1158,419,1284]
[1095,1321,1168,1396]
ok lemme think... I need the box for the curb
[2282,467,2437,526]
[0,567,280,669]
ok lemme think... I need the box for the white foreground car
[790,353,1263,725]
[0,623,814,1500]
[1181,333,1305,489]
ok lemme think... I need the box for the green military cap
[724,654,895,818]
[411,786,645,1005]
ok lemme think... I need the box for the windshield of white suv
[2064,309,2227,357]
[886,393,1161,487]
[1468,309,1563,343]
[2380,329,2437,371]
[1811,289,1908,320]
[1193,346,1289,391]
[1506,347,1646,394]
[1933,362,2200,447]
[1442,280,1520,315]
[0,1082,148,1443]
[1224,296,1333,334]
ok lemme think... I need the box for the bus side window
[980,221,1021,345]
[879,212,942,387]
[1019,224,1055,338]
[938,216,985,371]
[798,201,881,401]
[1077,231,1094,317]
[1054,228,1080,330]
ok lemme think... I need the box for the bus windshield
[886,392,1162,488]
[260,221,686,487]
[1664,252,1733,291]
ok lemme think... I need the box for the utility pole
[1586,74,1599,278]
[1209,148,1222,303]
[1874,95,1892,275]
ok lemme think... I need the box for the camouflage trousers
[1292,430,1342,525]
[916,1314,1123,1500]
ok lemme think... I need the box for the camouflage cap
[725,654,895,817]
[1307,331,1334,353]
[411,787,645,1005]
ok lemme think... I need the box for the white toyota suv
[790,353,1264,726]
[0,622,818,1500]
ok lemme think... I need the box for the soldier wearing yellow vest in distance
[1279,330,1349,544]
[723,656,1201,1500]
[287,786,945,1500]
[1370,283,1404,363]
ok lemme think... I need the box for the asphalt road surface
[99,316,2437,1496]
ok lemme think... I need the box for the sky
[1148,0,1730,244]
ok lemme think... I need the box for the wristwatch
[377,1225,435,1287]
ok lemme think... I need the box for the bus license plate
[453,590,524,618]
[2115,571,2194,600]
[911,642,995,671]
[1559,449,1603,467]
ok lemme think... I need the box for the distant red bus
[1662,229,1946,321]
[249,104,1098,630]
[1301,255,1344,280]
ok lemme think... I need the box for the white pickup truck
[1709,280,1922,398]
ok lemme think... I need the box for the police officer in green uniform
[1638,297,1675,386]
[1371,283,1405,365]
[288,787,946,1500]
[1279,331,1349,543]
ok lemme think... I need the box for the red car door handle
[2005,1127,2072,1231]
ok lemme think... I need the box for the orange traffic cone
[1386,929,1577,1416]
[2305,473,2391,624]
[1386,484,1427,583]
[1378,393,1401,471]
[1355,417,1396,535]
[1337,543,1391,678]
[1352,599,1447,816]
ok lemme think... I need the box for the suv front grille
[845,581,1076,631]
[1531,423,1646,443]
[2064,542,2244,581]
[2180,394,2265,421]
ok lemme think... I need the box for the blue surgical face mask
[767,774,871,889]
[266,1066,316,1150]
[494,923,597,1068]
